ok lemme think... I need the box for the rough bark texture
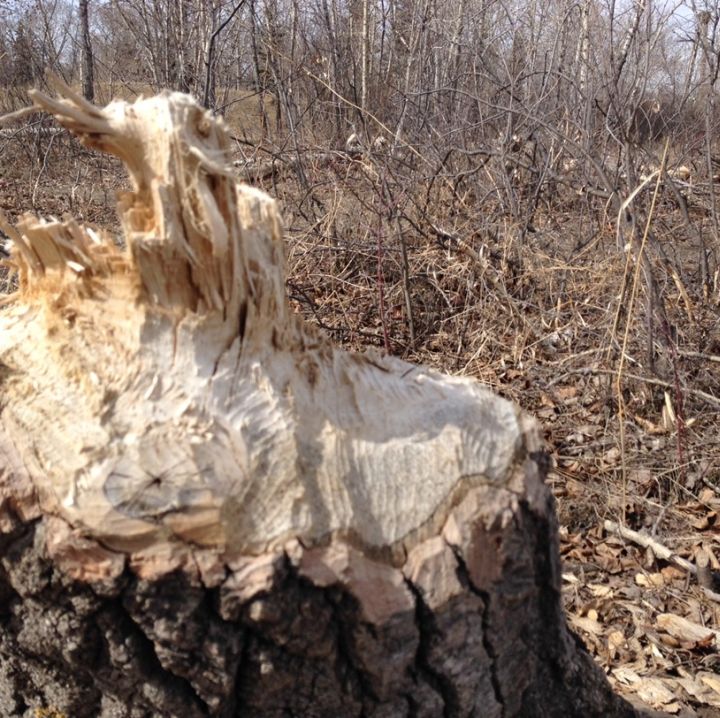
[0,82,638,717]
[79,0,95,103]
[0,460,635,718]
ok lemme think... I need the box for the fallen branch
[602,520,720,603]
[234,150,355,182]
[554,367,720,408]
[604,520,696,575]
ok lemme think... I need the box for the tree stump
[0,84,637,717]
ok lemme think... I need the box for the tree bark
[79,0,95,102]
[0,80,638,718]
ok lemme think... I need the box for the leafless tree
[79,0,94,101]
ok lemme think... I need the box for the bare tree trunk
[79,0,94,101]
[360,0,370,116]
[0,83,640,718]
[201,0,218,108]
[446,0,466,115]
[697,10,717,294]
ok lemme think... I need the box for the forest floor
[1,98,720,716]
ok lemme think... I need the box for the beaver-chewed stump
[0,84,636,718]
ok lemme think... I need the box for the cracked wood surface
[0,83,637,716]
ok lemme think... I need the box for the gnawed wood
[0,82,639,716]
[0,82,528,576]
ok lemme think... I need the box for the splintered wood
[0,82,530,573]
